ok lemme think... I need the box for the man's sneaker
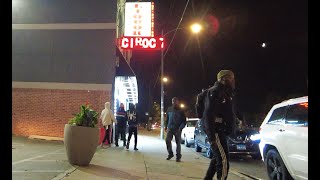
[134,147,138,151]
[115,143,119,147]
[176,154,182,162]
[126,143,129,150]
[166,154,174,160]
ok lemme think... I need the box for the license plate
[236,144,246,150]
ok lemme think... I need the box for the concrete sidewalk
[57,133,251,180]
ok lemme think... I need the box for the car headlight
[250,134,261,141]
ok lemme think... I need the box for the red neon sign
[119,37,164,50]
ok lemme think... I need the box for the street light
[160,23,202,140]
[180,103,185,108]
[163,77,168,83]
[190,23,202,34]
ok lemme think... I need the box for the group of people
[100,102,139,151]
[99,69,238,180]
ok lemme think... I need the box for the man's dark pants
[204,131,230,180]
[115,125,126,146]
[165,129,182,159]
[127,126,138,147]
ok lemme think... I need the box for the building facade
[12,0,117,137]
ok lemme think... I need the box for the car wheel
[185,137,190,147]
[195,140,202,152]
[265,149,293,180]
[206,147,213,159]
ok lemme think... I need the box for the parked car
[181,118,198,147]
[259,96,308,180]
[194,119,261,159]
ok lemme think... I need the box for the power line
[153,0,191,90]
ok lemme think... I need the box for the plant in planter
[64,103,100,166]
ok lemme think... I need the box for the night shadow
[77,164,143,180]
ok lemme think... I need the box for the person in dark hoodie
[126,103,139,150]
[202,70,237,180]
[115,103,127,147]
[164,97,186,162]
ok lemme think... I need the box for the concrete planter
[64,124,99,166]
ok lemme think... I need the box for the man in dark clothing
[126,103,139,150]
[203,70,237,180]
[195,88,207,119]
[165,97,186,162]
[115,103,127,147]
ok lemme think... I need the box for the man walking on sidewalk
[126,103,139,150]
[165,97,186,162]
[202,70,237,180]
[115,103,128,147]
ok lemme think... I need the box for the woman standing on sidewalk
[100,102,117,148]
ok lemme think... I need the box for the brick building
[12,0,135,138]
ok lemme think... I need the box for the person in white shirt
[100,102,117,148]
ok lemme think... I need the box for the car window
[285,102,308,126]
[186,120,197,127]
[267,106,287,124]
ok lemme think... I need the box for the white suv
[259,96,308,180]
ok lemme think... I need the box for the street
[12,129,268,180]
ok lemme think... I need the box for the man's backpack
[195,89,208,118]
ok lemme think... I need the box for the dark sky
[131,0,308,116]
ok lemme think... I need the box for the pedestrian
[115,103,128,147]
[100,102,117,148]
[126,103,139,150]
[202,70,237,180]
[164,97,186,162]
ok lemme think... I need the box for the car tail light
[299,102,308,108]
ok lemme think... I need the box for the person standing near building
[202,70,237,180]
[115,103,127,147]
[164,97,186,162]
[126,103,139,150]
[100,102,117,148]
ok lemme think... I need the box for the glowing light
[262,43,266,48]
[125,2,153,37]
[162,77,168,82]
[180,104,185,108]
[299,102,308,108]
[190,23,202,34]
[250,134,261,141]
[119,37,164,50]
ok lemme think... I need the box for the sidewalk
[57,131,251,180]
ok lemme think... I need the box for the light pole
[160,30,165,140]
[160,23,202,140]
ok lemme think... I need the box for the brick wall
[12,88,112,138]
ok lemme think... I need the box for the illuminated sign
[119,37,164,50]
[124,2,154,37]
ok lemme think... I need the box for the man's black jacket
[203,81,237,141]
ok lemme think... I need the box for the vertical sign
[124,2,154,37]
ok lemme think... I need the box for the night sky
[131,0,308,118]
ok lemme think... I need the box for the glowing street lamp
[180,103,185,108]
[190,23,202,34]
[162,77,168,83]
